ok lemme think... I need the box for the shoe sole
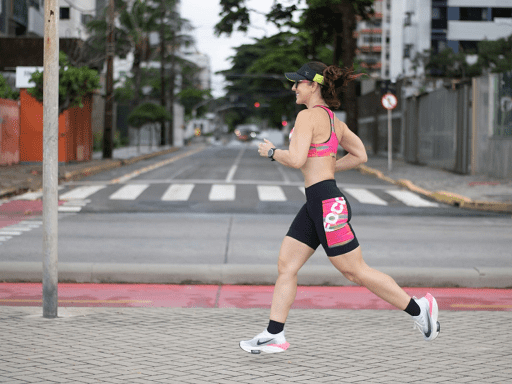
[239,342,289,354]
[425,293,440,341]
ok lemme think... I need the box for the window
[492,8,512,20]
[404,44,413,58]
[460,7,485,21]
[60,7,70,20]
[82,14,93,25]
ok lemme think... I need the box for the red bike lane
[1,283,511,311]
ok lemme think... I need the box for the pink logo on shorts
[322,197,354,248]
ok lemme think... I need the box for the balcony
[447,20,512,41]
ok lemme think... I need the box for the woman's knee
[277,257,301,277]
[330,254,368,285]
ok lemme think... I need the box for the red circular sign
[381,93,397,110]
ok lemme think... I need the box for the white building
[58,0,96,39]
[380,0,512,81]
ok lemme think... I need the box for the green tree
[215,0,374,135]
[478,35,512,73]
[127,102,171,149]
[0,74,19,100]
[28,52,100,115]
[177,88,212,118]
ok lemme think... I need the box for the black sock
[404,298,421,317]
[267,320,285,335]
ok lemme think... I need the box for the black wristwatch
[267,147,277,161]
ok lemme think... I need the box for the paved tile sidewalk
[1,307,511,383]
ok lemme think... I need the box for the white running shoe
[412,293,440,341]
[239,329,290,354]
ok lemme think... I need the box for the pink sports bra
[289,105,338,158]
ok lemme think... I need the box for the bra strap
[313,105,335,132]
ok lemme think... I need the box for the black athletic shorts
[286,179,359,257]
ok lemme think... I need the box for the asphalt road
[1,141,510,276]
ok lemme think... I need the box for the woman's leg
[269,236,316,323]
[329,246,411,310]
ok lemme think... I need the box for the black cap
[285,64,324,85]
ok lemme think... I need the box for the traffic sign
[381,93,397,110]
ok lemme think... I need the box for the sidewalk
[2,305,511,383]
[360,156,512,214]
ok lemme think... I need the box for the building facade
[355,0,383,78]
[372,0,512,81]
[0,0,96,39]
[437,0,512,54]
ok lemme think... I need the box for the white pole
[388,108,392,172]
[42,0,59,318]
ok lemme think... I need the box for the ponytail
[307,62,364,110]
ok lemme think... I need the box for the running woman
[240,62,440,354]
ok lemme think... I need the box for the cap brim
[285,72,306,82]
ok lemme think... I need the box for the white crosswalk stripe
[343,188,388,206]
[17,183,447,210]
[257,185,287,201]
[109,184,149,200]
[59,185,105,200]
[162,184,195,201]
[386,190,439,207]
[0,220,42,246]
[209,184,236,201]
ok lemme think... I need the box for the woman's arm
[258,110,312,169]
[335,123,368,172]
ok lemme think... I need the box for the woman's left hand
[258,139,275,158]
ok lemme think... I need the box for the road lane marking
[162,184,195,201]
[0,231,22,236]
[386,190,439,207]
[209,184,235,201]
[344,188,388,206]
[109,184,149,200]
[58,206,82,213]
[110,146,206,184]
[59,185,106,200]
[257,185,287,201]
[226,147,246,182]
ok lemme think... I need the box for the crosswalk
[0,219,42,246]
[13,182,440,212]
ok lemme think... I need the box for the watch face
[268,148,274,158]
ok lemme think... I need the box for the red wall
[0,98,20,166]
[19,89,92,163]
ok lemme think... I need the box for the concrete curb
[1,262,511,288]
[357,165,512,214]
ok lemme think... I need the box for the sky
[180,0,281,98]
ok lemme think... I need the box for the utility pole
[160,0,167,146]
[103,0,115,159]
[42,0,59,319]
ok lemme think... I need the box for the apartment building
[438,0,512,53]
[0,0,95,39]
[365,0,512,81]
[356,0,383,78]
